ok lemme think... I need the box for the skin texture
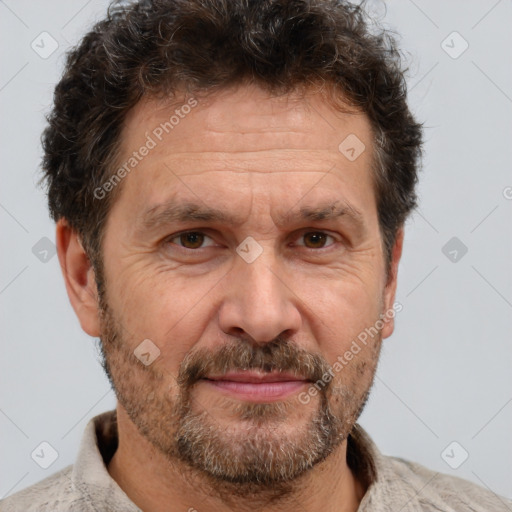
[57,83,404,512]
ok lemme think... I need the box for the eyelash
[165,230,339,251]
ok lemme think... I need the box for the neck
[107,405,366,512]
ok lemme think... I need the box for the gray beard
[97,301,377,502]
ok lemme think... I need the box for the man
[1,0,510,511]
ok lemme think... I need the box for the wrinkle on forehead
[122,83,371,156]
[108,83,377,242]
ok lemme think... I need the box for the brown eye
[171,231,208,249]
[302,232,330,249]
[181,232,204,248]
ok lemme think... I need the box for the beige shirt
[1,409,510,511]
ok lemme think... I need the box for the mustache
[177,337,332,388]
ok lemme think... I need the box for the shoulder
[384,455,512,511]
[0,465,93,512]
[349,424,512,511]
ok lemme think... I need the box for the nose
[218,252,302,344]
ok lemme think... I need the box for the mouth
[201,370,311,402]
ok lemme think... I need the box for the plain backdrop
[1,0,511,501]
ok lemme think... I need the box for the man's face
[95,84,399,493]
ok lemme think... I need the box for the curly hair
[43,0,422,272]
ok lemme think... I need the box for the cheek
[300,280,383,393]
[299,275,383,343]
[106,268,220,367]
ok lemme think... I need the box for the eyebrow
[139,200,365,233]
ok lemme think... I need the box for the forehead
[122,84,372,157]
[109,84,377,229]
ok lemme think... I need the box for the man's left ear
[381,227,404,339]
[56,219,101,337]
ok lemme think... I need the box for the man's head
[50,0,421,498]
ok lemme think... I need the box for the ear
[381,228,404,340]
[56,219,101,337]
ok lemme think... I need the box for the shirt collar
[71,409,141,511]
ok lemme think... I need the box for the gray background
[1,0,511,502]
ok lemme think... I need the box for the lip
[201,371,310,402]
[206,370,306,383]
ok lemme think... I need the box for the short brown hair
[43,0,422,270]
